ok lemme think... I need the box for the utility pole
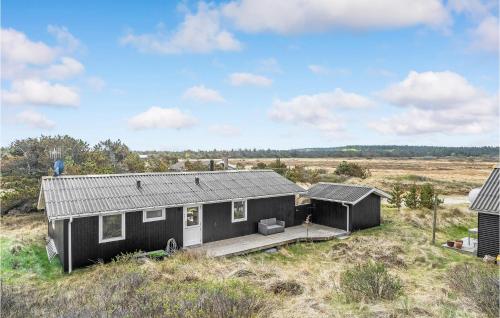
[431,193,438,245]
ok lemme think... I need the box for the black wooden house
[470,165,499,258]
[305,183,389,232]
[38,170,304,272]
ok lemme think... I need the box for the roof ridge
[316,182,372,189]
[41,169,275,180]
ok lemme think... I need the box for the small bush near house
[448,263,499,317]
[334,161,371,179]
[339,262,402,302]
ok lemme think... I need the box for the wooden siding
[310,199,348,231]
[294,204,313,226]
[48,219,68,271]
[477,213,499,258]
[70,208,183,270]
[351,194,381,230]
[202,196,296,243]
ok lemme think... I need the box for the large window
[99,212,125,243]
[232,200,247,222]
[143,208,165,222]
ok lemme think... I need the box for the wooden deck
[192,223,349,257]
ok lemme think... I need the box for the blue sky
[1,0,499,150]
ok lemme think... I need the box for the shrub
[448,263,499,317]
[419,183,443,209]
[334,161,371,179]
[269,280,304,295]
[404,184,419,209]
[339,262,402,302]
[388,183,404,212]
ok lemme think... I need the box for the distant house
[38,170,304,272]
[470,165,499,258]
[304,183,390,231]
[169,159,235,172]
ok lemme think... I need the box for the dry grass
[234,157,496,195]
[1,158,497,317]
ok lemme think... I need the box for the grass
[0,237,63,282]
[0,202,495,317]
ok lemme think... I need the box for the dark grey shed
[305,183,390,232]
[470,165,499,258]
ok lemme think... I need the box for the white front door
[183,205,202,247]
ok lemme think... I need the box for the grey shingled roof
[470,166,499,214]
[39,170,305,220]
[306,183,390,205]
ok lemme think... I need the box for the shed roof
[39,170,305,220]
[306,183,390,205]
[470,166,499,214]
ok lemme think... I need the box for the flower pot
[454,240,463,249]
[446,241,454,247]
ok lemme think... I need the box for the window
[143,208,165,222]
[185,206,200,227]
[99,212,125,243]
[232,200,247,222]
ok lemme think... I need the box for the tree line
[141,145,499,159]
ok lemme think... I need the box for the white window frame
[99,212,126,243]
[231,199,247,223]
[142,208,166,223]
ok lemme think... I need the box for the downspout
[68,217,73,273]
[342,203,350,232]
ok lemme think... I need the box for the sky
[1,0,499,150]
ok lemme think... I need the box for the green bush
[448,263,499,317]
[339,262,402,302]
[404,184,419,209]
[419,183,443,209]
[334,161,371,179]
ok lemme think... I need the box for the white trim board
[231,199,247,223]
[98,212,126,243]
[142,208,166,223]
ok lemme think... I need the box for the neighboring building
[138,154,148,159]
[304,183,390,232]
[38,170,304,272]
[470,165,499,258]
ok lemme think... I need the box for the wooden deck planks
[192,223,348,257]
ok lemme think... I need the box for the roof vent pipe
[136,180,142,189]
[195,177,200,185]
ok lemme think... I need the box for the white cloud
[1,27,85,108]
[379,70,481,109]
[44,57,84,80]
[128,107,198,130]
[229,72,272,86]
[470,16,499,53]
[1,28,56,65]
[269,88,374,135]
[183,85,225,103]
[2,79,80,107]
[121,3,241,54]
[47,25,82,53]
[222,0,450,34]
[257,58,282,73]
[86,76,107,91]
[15,110,56,129]
[372,70,498,135]
[208,124,241,136]
[308,64,330,75]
